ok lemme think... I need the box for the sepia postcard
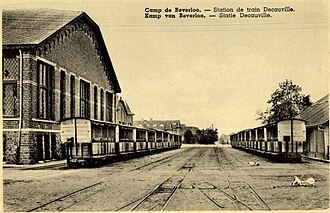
[1,0,329,212]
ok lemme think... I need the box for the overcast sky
[3,0,329,134]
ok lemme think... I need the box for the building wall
[116,100,133,126]
[3,20,118,164]
[306,123,329,160]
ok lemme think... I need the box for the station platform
[3,160,67,169]
[302,156,330,163]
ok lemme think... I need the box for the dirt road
[3,144,329,211]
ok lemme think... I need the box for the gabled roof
[299,94,329,127]
[118,99,134,116]
[123,100,134,116]
[3,9,83,45]
[2,9,121,93]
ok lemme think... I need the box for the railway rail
[23,147,203,212]
[214,146,271,210]
[4,145,328,212]
[130,147,193,173]
[115,148,206,211]
[27,182,105,212]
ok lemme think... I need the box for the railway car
[60,118,182,167]
[230,119,306,162]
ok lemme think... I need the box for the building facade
[134,119,182,134]
[2,9,121,164]
[299,94,329,160]
[116,97,134,126]
[180,124,199,135]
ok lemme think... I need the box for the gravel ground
[3,144,329,211]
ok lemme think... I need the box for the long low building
[2,9,122,164]
[299,94,329,160]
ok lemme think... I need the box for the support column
[133,128,137,152]
[42,135,45,162]
[264,127,268,151]
[49,134,52,160]
[155,132,157,148]
[255,129,258,149]
[145,130,148,150]
[115,125,119,154]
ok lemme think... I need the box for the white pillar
[255,129,258,141]
[42,135,45,161]
[133,128,136,142]
[49,134,52,160]
[115,125,119,143]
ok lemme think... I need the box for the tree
[184,130,193,144]
[257,79,312,124]
[256,109,269,124]
[197,128,218,144]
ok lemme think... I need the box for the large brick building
[2,9,122,164]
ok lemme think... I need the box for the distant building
[134,119,181,134]
[219,134,230,144]
[180,124,199,135]
[116,97,134,126]
[299,94,329,160]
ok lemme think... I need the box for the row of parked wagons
[230,119,306,162]
[61,117,182,167]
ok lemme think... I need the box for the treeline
[184,128,218,144]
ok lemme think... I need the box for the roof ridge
[3,8,83,13]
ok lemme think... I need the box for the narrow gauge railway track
[129,175,185,211]
[115,148,206,211]
[215,147,237,169]
[221,147,256,167]
[190,183,225,209]
[193,181,253,210]
[214,147,271,210]
[178,148,206,171]
[27,182,106,212]
[130,148,194,173]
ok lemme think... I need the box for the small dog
[248,161,260,166]
[292,176,315,187]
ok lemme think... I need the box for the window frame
[70,75,75,117]
[106,91,113,122]
[80,79,90,119]
[2,80,18,117]
[94,86,98,120]
[37,60,55,120]
[60,70,66,120]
